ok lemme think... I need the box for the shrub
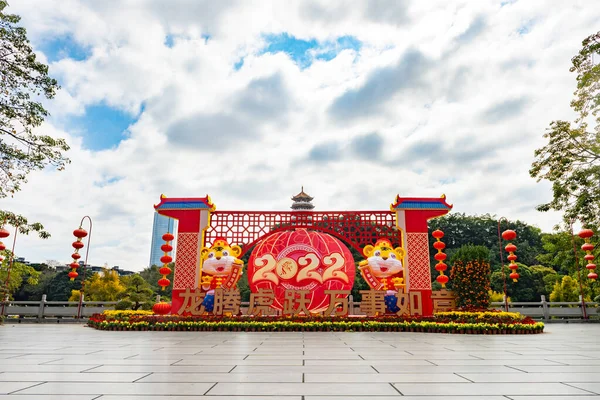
[115,300,133,310]
[450,245,491,310]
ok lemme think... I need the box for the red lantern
[0,242,5,251]
[509,263,519,271]
[162,233,174,241]
[505,244,517,253]
[432,230,444,239]
[152,302,171,315]
[434,252,447,261]
[248,228,355,312]
[582,243,594,252]
[69,262,80,269]
[0,228,9,238]
[158,277,171,288]
[161,244,173,252]
[502,230,517,241]
[585,254,595,261]
[578,229,594,239]
[509,272,519,281]
[433,241,446,250]
[436,274,449,286]
[507,254,517,261]
[589,272,598,281]
[586,263,597,270]
[72,241,84,249]
[71,253,81,260]
[73,228,88,238]
[435,262,447,272]
[431,229,448,288]
[160,255,173,264]
[159,266,172,276]
[68,271,78,280]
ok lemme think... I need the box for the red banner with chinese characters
[248,228,355,312]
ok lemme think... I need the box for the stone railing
[1,294,597,321]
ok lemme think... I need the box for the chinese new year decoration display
[158,231,174,290]
[153,191,453,316]
[579,229,597,281]
[502,229,519,282]
[248,228,354,313]
[152,301,172,315]
[358,238,404,313]
[199,238,244,312]
[431,229,448,288]
[69,227,88,281]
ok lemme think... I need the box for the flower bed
[87,310,544,334]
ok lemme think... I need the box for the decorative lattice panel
[173,232,199,289]
[205,211,399,256]
[406,232,432,291]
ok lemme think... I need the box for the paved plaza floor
[0,323,599,399]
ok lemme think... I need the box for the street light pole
[497,217,509,312]
[76,216,93,320]
[570,219,587,320]
[1,225,19,317]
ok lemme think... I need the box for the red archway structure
[155,194,452,316]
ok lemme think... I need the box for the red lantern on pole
[432,229,449,288]
[158,230,173,291]
[503,230,519,282]
[579,229,597,281]
[68,228,87,281]
[0,228,9,239]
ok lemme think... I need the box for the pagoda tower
[291,186,314,211]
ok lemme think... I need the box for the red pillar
[392,196,452,316]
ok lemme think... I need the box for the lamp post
[497,217,509,312]
[0,225,18,317]
[67,216,93,320]
[570,219,588,320]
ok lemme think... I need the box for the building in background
[149,212,176,267]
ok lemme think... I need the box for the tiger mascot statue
[359,238,406,313]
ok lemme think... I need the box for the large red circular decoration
[248,228,355,312]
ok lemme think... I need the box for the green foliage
[0,1,68,199]
[140,264,173,299]
[115,300,133,310]
[449,245,491,309]
[0,258,39,299]
[45,270,85,301]
[119,274,154,310]
[85,269,125,301]
[12,266,55,300]
[490,264,547,302]
[550,275,581,302]
[428,213,543,270]
[530,32,600,229]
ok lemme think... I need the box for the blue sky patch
[259,33,362,69]
[70,104,138,151]
[38,35,91,63]
[234,57,245,70]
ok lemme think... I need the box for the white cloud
[3,0,598,270]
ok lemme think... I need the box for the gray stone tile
[139,372,302,382]
[306,397,504,400]
[509,397,600,400]
[0,382,44,395]
[392,382,592,396]
[0,372,148,382]
[566,383,600,395]
[461,372,600,383]
[0,364,101,373]
[230,365,376,374]
[16,382,216,395]
[207,383,400,396]
[0,396,98,400]
[373,365,517,373]
[99,397,301,400]
[87,364,235,373]
[305,373,469,383]
[516,365,600,373]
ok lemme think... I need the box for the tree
[45,270,85,301]
[118,274,154,310]
[449,245,491,310]
[428,213,543,271]
[13,264,56,300]
[140,264,173,299]
[530,32,600,230]
[490,264,547,302]
[550,275,581,302]
[80,269,125,301]
[0,257,39,299]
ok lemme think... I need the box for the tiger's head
[200,238,243,276]
[362,238,405,278]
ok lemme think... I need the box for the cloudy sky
[4,0,598,270]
